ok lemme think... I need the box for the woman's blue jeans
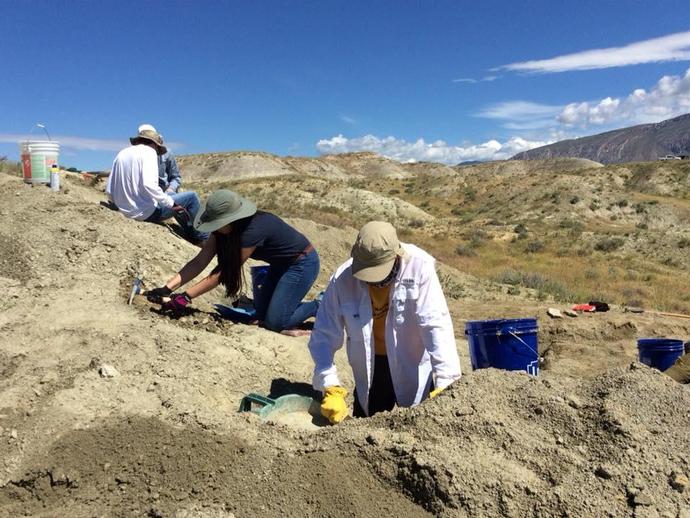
[255,250,320,332]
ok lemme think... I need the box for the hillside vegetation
[180,152,690,312]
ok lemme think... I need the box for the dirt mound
[0,417,427,517]
[325,365,690,515]
[178,152,298,183]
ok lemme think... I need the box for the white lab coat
[309,243,461,416]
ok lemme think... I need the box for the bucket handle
[28,123,52,141]
[502,328,539,358]
[238,393,275,413]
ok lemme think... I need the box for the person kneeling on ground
[145,190,320,333]
[665,349,690,384]
[309,221,461,424]
[106,126,208,245]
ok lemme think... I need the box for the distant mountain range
[512,113,690,164]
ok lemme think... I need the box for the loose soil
[1,172,689,517]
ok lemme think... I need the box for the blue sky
[1,0,690,169]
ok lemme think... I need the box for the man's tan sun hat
[194,190,257,233]
[351,221,410,282]
[130,127,167,155]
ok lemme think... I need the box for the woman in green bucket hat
[145,190,320,332]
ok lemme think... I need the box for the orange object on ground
[572,304,596,312]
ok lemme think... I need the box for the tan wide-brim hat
[194,190,257,233]
[351,221,410,282]
[130,128,167,155]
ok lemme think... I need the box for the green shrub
[525,240,545,253]
[594,237,624,252]
[514,223,527,234]
[437,270,464,299]
[455,243,477,257]
[494,269,575,302]
[0,157,20,176]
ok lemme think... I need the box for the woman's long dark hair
[212,214,257,299]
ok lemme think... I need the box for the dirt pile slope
[1,172,690,517]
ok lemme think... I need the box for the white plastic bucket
[19,140,60,184]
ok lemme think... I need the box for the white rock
[547,308,563,319]
[99,364,120,378]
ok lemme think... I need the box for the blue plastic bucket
[637,338,684,371]
[465,318,539,376]
[250,265,269,302]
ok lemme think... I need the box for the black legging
[353,355,433,417]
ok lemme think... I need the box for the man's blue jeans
[146,191,209,242]
[255,250,320,332]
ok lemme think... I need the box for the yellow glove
[429,386,445,398]
[321,386,349,424]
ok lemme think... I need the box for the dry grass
[184,159,690,313]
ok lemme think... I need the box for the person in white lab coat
[309,221,461,423]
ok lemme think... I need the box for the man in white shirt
[136,124,182,194]
[106,127,208,244]
[309,221,461,423]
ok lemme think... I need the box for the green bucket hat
[194,190,257,233]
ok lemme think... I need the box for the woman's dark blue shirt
[238,211,310,264]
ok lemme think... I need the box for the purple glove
[172,204,191,222]
[161,292,192,315]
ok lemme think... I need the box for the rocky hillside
[512,113,690,164]
[177,151,455,182]
[178,153,690,313]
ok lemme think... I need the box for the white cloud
[453,75,500,84]
[315,134,550,164]
[0,134,126,151]
[500,30,690,73]
[339,114,357,125]
[476,100,565,130]
[477,101,563,120]
[557,67,690,126]
[473,68,690,132]
[453,77,478,84]
[315,67,690,165]
[0,134,183,152]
